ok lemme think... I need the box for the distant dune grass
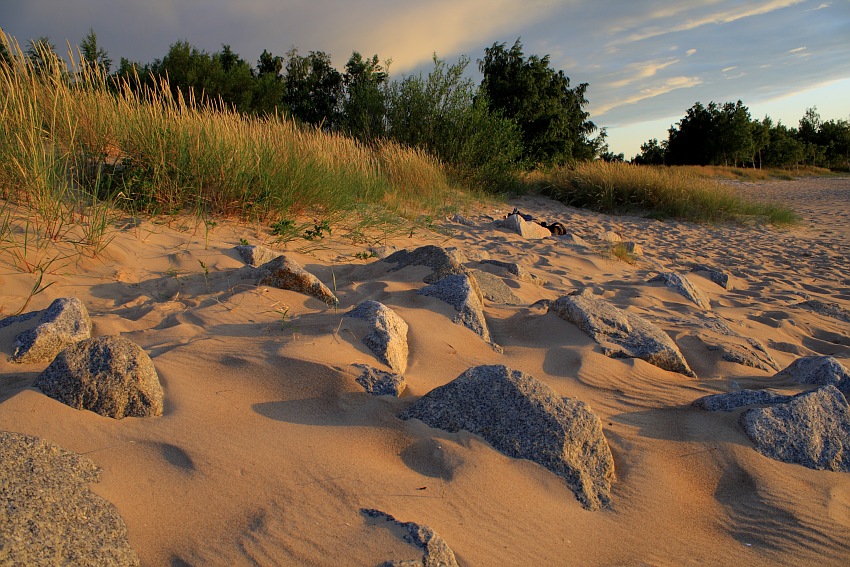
[525,161,798,225]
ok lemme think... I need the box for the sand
[1,176,849,566]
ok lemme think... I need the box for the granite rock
[352,364,406,396]
[12,297,92,363]
[257,255,338,306]
[346,301,409,374]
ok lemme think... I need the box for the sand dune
[1,177,849,565]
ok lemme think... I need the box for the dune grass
[525,161,798,225]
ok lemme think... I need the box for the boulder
[352,364,406,397]
[691,264,731,289]
[775,356,850,395]
[480,259,543,285]
[740,385,850,471]
[360,508,458,567]
[648,272,710,310]
[796,298,850,323]
[345,301,409,374]
[598,230,622,243]
[497,214,552,239]
[257,255,338,306]
[450,213,474,227]
[0,431,139,566]
[384,245,469,285]
[693,389,792,412]
[418,274,500,352]
[471,270,521,305]
[550,289,696,377]
[235,244,279,266]
[34,336,163,419]
[400,364,615,510]
[553,233,590,247]
[709,339,780,373]
[12,297,92,363]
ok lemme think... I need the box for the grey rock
[740,385,850,471]
[694,389,793,412]
[710,339,780,373]
[345,301,409,374]
[775,356,850,395]
[597,230,622,243]
[34,336,163,419]
[450,213,474,227]
[497,214,552,239]
[480,259,543,285]
[648,272,710,310]
[368,245,401,259]
[384,245,470,285]
[257,255,338,306]
[691,264,731,289]
[400,364,615,510]
[471,270,521,305]
[796,298,850,323]
[360,508,458,567]
[552,233,590,247]
[0,431,139,566]
[551,289,696,377]
[352,364,406,396]
[620,241,643,256]
[12,297,92,363]
[235,244,279,266]
[418,274,500,352]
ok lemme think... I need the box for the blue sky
[4,0,849,158]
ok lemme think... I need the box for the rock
[11,297,92,363]
[399,364,615,510]
[550,289,696,377]
[368,245,401,259]
[775,356,850,395]
[0,431,139,566]
[345,301,409,374]
[796,298,850,323]
[352,364,406,396]
[384,245,469,285]
[691,263,731,289]
[497,214,552,239]
[235,244,279,266]
[648,272,710,310]
[598,230,622,243]
[257,255,338,306]
[480,259,543,285]
[360,508,458,567]
[418,274,500,352]
[620,241,643,256]
[740,385,850,471]
[450,213,474,227]
[34,336,164,419]
[693,389,792,411]
[471,270,521,305]
[709,339,780,373]
[553,233,590,247]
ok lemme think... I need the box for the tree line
[4,31,605,190]
[632,100,850,170]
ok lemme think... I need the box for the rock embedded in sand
[418,274,500,352]
[693,389,793,412]
[0,431,139,566]
[257,255,338,306]
[345,301,409,374]
[235,244,279,266]
[471,270,521,305]
[691,264,731,289]
[497,214,552,239]
[34,336,163,419]
[360,508,459,567]
[550,289,696,377]
[775,356,850,395]
[400,364,615,511]
[11,297,92,363]
[648,272,710,310]
[796,298,850,323]
[352,364,406,397]
[384,245,470,284]
[740,385,850,472]
[480,259,543,285]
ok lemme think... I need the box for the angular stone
[235,244,279,266]
[620,241,643,256]
[471,270,521,305]
[710,339,780,373]
[775,356,850,395]
[360,508,458,567]
[0,431,139,566]
[550,289,696,377]
[693,389,792,412]
[12,297,92,363]
[691,263,731,289]
[552,233,590,247]
[345,301,409,374]
[257,255,338,306]
[740,385,850,471]
[797,299,850,323]
[648,272,710,310]
[598,231,622,243]
[34,336,163,419]
[400,364,615,510]
[384,245,470,285]
[497,214,551,239]
[480,259,543,285]
[418,274,500,351]
[352,364,406,397]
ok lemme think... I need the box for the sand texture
[1,176,849,565]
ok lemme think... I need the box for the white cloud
[607,58,679,88]
[788,46,807,53]
[686,48,698,56]
[593,75,703,115]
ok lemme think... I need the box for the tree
[341,52,389,142]
[633,138,666,165]
[750,116,771,169]
[763,122,804,168]
[257,49,283,78]
[79,28,112,73]
[284,48,343,128]
[478,39,596,166]
[253,50,285,116]
[25,36,58,73]
[0,41,12,67]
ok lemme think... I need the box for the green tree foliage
[341,52,389,143]
[252,49,285,116]
[478,39,596,166]
[666,101,753,166]
[284,48,343,128]
[633,138,666,165]
[79,28,112,73]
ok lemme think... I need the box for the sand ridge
[1,176,849,565]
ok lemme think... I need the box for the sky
[3,0,849,158]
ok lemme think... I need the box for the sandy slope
[1,176,849,566]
